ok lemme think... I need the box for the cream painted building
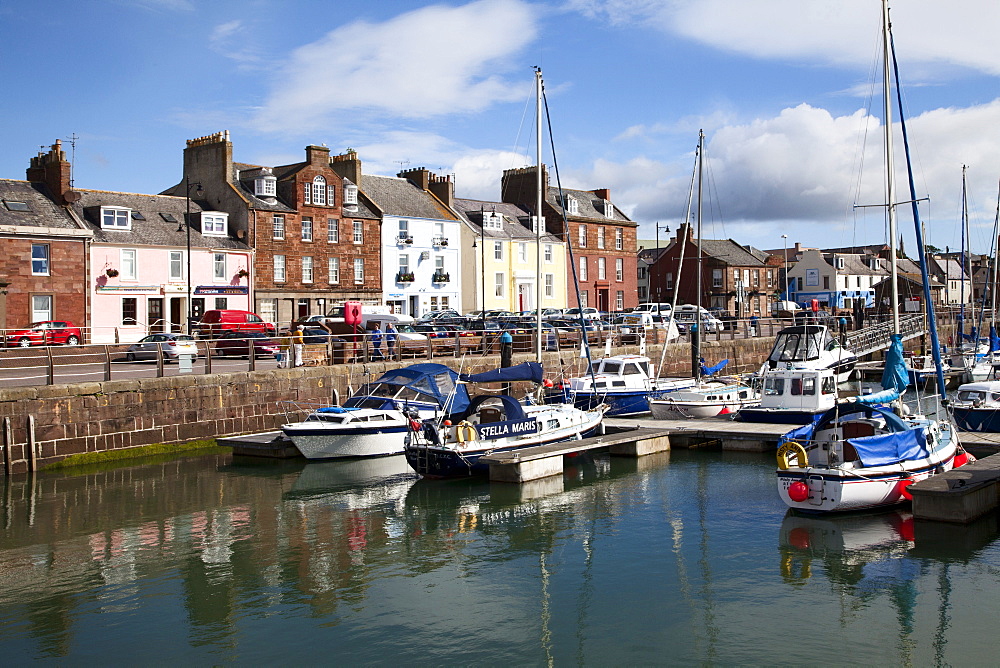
[453,199,567,314]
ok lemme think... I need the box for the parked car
[709,310,740,331]
[214,331,280,358]
[672,305,723,333]
[195,310,276,339]
[413,323,456,339]
[563,307,601,320]
[4,321,82,347]
[125,333,199,362]
[418,309,461,322]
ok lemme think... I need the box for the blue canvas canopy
[358,363,470,414]
[854,333,905,405]
[700,358,729,377]
[460,362,544,385]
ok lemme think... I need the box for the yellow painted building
[454,201,568,314]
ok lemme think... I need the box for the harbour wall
[0,328,948,475]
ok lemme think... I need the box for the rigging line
[541,86,597,389]
[849,20,884,248]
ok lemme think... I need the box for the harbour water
[2,443,1000,664]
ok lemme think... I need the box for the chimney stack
[330,149,362,184]
[26,140,74,205]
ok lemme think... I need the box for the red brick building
[163,133,382,326]
[0,141,90,332]
[501,165,638,312]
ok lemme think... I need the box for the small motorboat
[950,380,1000,433]
[649,378,760,419]
[282,363,470,459]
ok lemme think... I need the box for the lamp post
[654,222,670,303]
[781,234,789,302]
[473,211,486,332]
[184,176,203,333]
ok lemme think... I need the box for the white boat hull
[282,422,409,459]
[649,382,759,419]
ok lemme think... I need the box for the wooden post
[2,417,11,477]
[205,342,213,374]
[26,415,36,472]
[46,346,55,385]
[156,345,164,377]
[104,344,112,381]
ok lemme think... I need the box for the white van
[633,303,672,315]
[672,305,723,333]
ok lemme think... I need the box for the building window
[615,258,623,282]
[435,255,445,271]
[201,212,227,236]
[215,298,228,310]
[304,182,311,205]
[272,215,285,240]
[398,253,410,274]
[312,176,327,206]
[566,196,579,215]
[214,253,226,280]
[169,251,183,280]
[354,258,364,283]
[604,200,614,218]
[598,257,606,280]
[344,184,358,205]
[616,290,624,310]
[484,211,503,230]
[580,291,588,308]
[598,227,605,249]
[398,220,409,241]
[713,268,723,288]
[120,249,137,280]
[328,257,340,283]
[31,244,49,276]
[494,241,503,260]
[544,243,553,263]
[823,275,830,290]
[578,225,587,248]
[615,228,623,250]
[302,256,313,283]
[544,273,554,298]
[101,207,131,230]
[638,286,648,300]
[259,298,277,325]
[328,218,339,243]
[274,255,286,282]
[122,297,138,325]
[666,272,673,289]
[518,242,527,263]
[31,295,52,322]
[767,269,774,288]
[302,217,313,242]
[495,272,505,297]
[579,256,587,281]
[255,173,276,197]
[353,221,363,244]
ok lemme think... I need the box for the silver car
[125,333,200,362]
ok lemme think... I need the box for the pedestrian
[275,329,290,368]
[385,323,397,359]
[371,324,384,360]
[838,316,847,339]
[749,314,759,337]
[291,323,305,367]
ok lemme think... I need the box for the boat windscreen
[602,361,621,375]
[770,332,821,362]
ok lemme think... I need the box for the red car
[5,321,82,347]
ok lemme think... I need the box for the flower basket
[105,268,119,277]
[396,272,415,283]
[237,269,249,278]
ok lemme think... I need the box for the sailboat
[775,0,972,513]
[404,69,607,477]
[649,130,760,419]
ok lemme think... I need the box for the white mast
[882,0,900,334]
[535,67,544,363]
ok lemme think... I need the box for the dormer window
[344,184,358,205]
[566,197,579,215]
[3,200,30,212]
[483,211,503,230]
[101,206,131,230]
[254,172,276,197]
[312,176,327,206]
[835,257,845,270]
[200,211,228,236]
[603,200,614,218]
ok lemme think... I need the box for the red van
[195,310,276,338]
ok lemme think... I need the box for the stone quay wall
[0,325,948,475]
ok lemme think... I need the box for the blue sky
[3,0,1000,254]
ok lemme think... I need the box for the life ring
[777,441,809,470]
[456,421,477,447]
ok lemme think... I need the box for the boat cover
[854,334,905,405]
[700,358,729,376]
[992,325,1000,352]
[364,363,470,414]
[460,361,544,384]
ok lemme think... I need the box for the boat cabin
[767,325,843,367]
[758,368,838,412]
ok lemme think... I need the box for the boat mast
[961,165,969,327]
[696,129,705,380]
[535,67,544,363]
[882,0,900,336]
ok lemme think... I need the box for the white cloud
[254,0,537,132]
[570,0,1000,77]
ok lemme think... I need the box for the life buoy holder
[456,421,477,447]
[777,441,809,470]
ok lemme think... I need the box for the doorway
[148,298,164,332]
[169,297,184,333]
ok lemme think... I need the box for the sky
[3,0,1000,255]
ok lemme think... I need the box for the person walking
[371,324,384,360]
[749,314,759,337]
[385,323,397,359]
[276,329,291,368]
[291,323,305,367]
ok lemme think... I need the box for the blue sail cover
[700,358,729,377]
[849,428,929,467]
[991,325,1000,352]
[362,363,470,414]
[853,334,906,405]
[460,361,544,384]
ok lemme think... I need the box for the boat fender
[777,441,809,470]
[456,421,477,447]
[898,477,915,500]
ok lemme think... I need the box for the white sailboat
[775,0,972,513]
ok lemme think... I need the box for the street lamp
[473,210,486,332]
[781,234,789,302]
[183,176,203,333]
[654,222,670,302]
